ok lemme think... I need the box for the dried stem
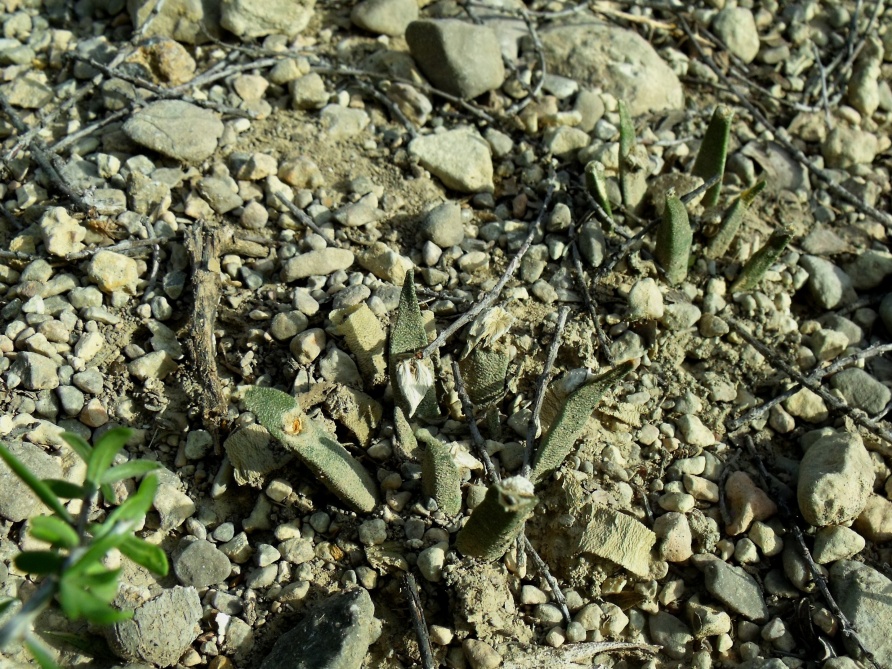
[401,573,435,669]
[521,306,570,477]
[451,358,500,484]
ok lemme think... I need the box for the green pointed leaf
[24,635,59,669]
[100,460,161,485]
[418,430,462,516]
[60,432,92,464]
[67,567,121,604]
[532,361,636,483]
[692,105,734,208]
[655,189,692,285]
[93,476,158,542]
[29,516,79,549]
[120,535,169,576]
[58,576,131,624]
[0,597,17,617]
[584,160,613,220]
[43,479,86,499]
[0,442,72,524]
[618,99,635,160]
[15,551,64,575]
[85,428,132,486]
[730,229,793,293]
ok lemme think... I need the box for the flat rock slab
[577,505,655,578]
[259,588,379,669]
[0,440,63,522]
[408,130,494,193]
[540,19,684,116]
[221,0,315,38]
[830,560,892,666]
[124,100,223,163]
[701,558,768,622]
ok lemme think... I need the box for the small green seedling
[245,386,379,513]
[417,429,462,516]
[730,228,793,293]
[390,270,438,421]
[692,105,734,208]
[584,161,614,221]
[0,428,168,668]
[530,361,636,484]
[618,100,647,211]
[456,477,538,561]
[706,180,766,259]
[654,189,693,286]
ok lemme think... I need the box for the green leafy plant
[654,188,693,286]
[456,477,538,560]
[692,104,734,208]
[0,427,168,668]
[730,227,793,292]
[706,179,766,259]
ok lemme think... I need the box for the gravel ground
[1,1,892,668]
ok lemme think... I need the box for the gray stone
[799,255,856,310]
[56,385,86,417]
[421,202,464,247]
[813,525,866,564]
[270,311,309,341]
[290,73,329,110]
[540,21,683,115]
[12,352,59,390]
[320,105,370,140]
[830,367,891,415]
[843,250,892,290]
[221,0,315,38]
[830,561,892,666]
[127,0,222,44]
[106,586,202,666]
[258,589,379,669]
[648,611,693,660]
[173,538,232,587]
[124,101,224,163]
[0,440,63,522]
[578,220,606,267]
[712,8,760,64]
[351,0,417,36]
[154,481,197,531]
[406,20,505,99]
[822,125,879,169]
[197,177,243,214]
[281,248,355,282]
[798,431,873,527]
[409,130,494,193]
[128,351,178,381]
[702,558,768,621]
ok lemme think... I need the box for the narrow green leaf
[0,597,16,617]
[58,577,131,624]
[0,442,72,524]
[532,361,636,483]
[85,428,132,487]
[15,551,64,575]
[691,105,734,208]
[120,535,169,576]
[67,523,133,578]
[43,479,86,499]
[30,516,79,549]
[618,99,635,160]
[24,635,59,669]
[100,460,160,485]
[456,477,538,561]
[66,567,121,604]
[730,229,793,293]
[418,430,462,516]
[60,432,92,463]
[100,483,115,505]
[583,160,613,220]
[104,475,158,526]
[654,189,692,285]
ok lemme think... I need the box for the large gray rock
[221,0,315,38]
[711,7,760,64]
[797,431,873,527]
[830,367,892,415]
[701,558,768,622]
[0,440,63,522]
[173,538,232,587]
[406,20,505,99]
[830,561,892,666]
[799,255,856,310]
[408,130,494,193]
[11,352,60,390]
[127,0,222,44]
[106,586,202,667]
[540,19,683,115]
[124,101,223,163]
[259,588,380,669]
[351,0,417,36]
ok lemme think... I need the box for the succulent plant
[458,345,510,408]
[245,386,379,513]
[654,189,693,286]
[706,180,766,259]
[417,429,462,516]
[584,160,614,221]
[455,476,538,561]
[618,100,647,212]
[730,228,793,293]
[692,105,734,208]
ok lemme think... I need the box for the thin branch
[421,178,557,359]
[742,436,879,669]
[504,4,548,116]
[812,42,832,125]
[452,358,500,484]
[401,573,435,669]
[274,192,340,248]
[522,535,571,625]
[521,306,570,477]
[568,235,614,364]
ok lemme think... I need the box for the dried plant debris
[1,1,892,668]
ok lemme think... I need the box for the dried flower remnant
[396,357,435,418]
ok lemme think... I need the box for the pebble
[409,130,494,193]
[220,0,315,38]
[270,311,309,341]
[124,100,224,163]
[797,430,873,527]
[39,207,86,256]
[356,242,414,285]
[154,482,197,530]
[813,525,866,564]
[627,278,664,320]
[700,557,769,622]
[87,250,140,295]
[173,538,232,588]
[783,387,829,423]
[351,0,417,36]
[219,532,253,564]
[829,561,892,666]
[290,328,326,364]
[197,176,243,214]
[128,351,178,381]
[257,589,379,669]
[830,367,891,415]
[281,248,355,282]
[543,126,590,158]
[320,105,370,140]
[106,587,203,666]
[462,639,502,669]
[406,20,505,100]
[675,415,714,447]
[648,611,692,659]
[725,471,777,536]
[11,352,60,390]
[417,542,448,582]
[822,125,879,169]
[854,494,892,542]
[421,201,464,247]
[654,512,694,562]
[711,7,760,64]
[810,328,848,361]
[748,522,783,557]
[290,72,329,110]
[844,250,892,290]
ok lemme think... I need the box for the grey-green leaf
[418,430,462,516]
[456,477,537,561]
